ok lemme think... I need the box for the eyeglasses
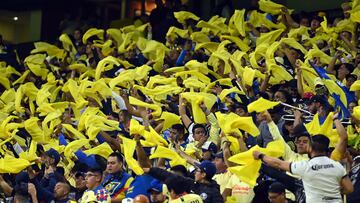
[85,173,99,177]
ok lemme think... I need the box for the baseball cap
[268,182,286,194]
[201,141,218,154]
[214,152,224,159]
[147,180,163,193]
[45,148,60,165]
[307,95,329,106]
[195,160,216,179]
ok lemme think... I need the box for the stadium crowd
[1,0,360,202]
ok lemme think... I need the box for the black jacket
[148,167,224,203]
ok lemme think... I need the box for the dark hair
[268,182,285,194]
[170,165,188,177]
[109,152,124,163]
[311,15,323,23]
[192,124,207,135]
[230,103,248,113]
[276,89,293,105]
[310,134,330,153]
[95,155,108,171]
[172,124,185,134]
[165,176,190,195]
[87,167,103,175]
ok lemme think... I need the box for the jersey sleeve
[290,160,308,177]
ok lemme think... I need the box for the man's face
[213,157,226,172]
[300,18,310,27]
[75,175,87,190]
[268,192,285,203]
[54,182,68,199]
[193,127,206,141]
[308,102,317,114]
[295,136,310,154]
[74,30,82,41]
[150,191,165,203]
[106,156,122,174]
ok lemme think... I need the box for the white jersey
[290,156,346,203]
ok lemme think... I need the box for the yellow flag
[149,146,187,167]
[121,136,144,175]
[247,97,280,113]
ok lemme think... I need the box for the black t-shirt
[347,162,360,203]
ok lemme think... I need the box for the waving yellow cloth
[0,75,10,89]
[221,35,250,52]
[204,78,233,92]
[106,28,123,46]
[82,28,104,44]
[194,42,219,54]
[30,43,64,60]
[218,87,245,102]
[247,97,280,113]
[59,33,77,55]
[258,0,289,15]
[130,119,145,136]
[121,136,144,175]
[174,11,200,24]
[350,80,360,91]
[0,156,32,174]
[228,9,246,37]
[0,116,19,139]
[95,56,121,80]
[156,112,182,132]
[256,29,284,46]
[144,126,169,147]
[176,70,211,84]
[268,64,293,85]
[62,124,87,139]
[353,106,360,121]
[181,92,217,124]
[228,140,285,187]
[216,112,260,137]
[64,139,90,158]
[305,112,339,147]
[149,146,187,167]
[129,96,162,117]
[304,47,332,65]
[24,117,47,143]
[166,27,189,40]
[191,32,210,43]
[84,142,113,159]
[19,141,38,162]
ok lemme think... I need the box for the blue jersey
[125,174,155,199]
[102,172,133,201]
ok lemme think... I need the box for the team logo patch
[200,193,208,200]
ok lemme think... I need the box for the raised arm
[179,96,192,128]
[253,151,291,172]
[295,60,305,97]
[134,134,151,168]
[331,112,348,161]
[327,51,341,76]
